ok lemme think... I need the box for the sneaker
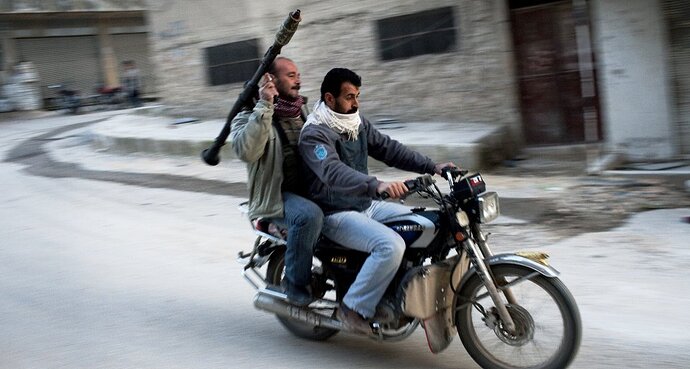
[337,303,372,335]
[285,284,314,307]
[266,281,314,307]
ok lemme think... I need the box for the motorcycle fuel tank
[383,211,439,248]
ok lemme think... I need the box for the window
[205,39,260,86]
[376,7,457,61]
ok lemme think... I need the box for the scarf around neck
[304,100,361,140]
[274,96,304,118]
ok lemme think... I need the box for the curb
[87,113,512,170]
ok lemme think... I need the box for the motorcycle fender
[458,253,560,290]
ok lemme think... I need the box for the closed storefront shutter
[17,36,100,99]
[111,33,153,95]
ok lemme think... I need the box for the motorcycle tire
[455,264,581,369]
[266,250,339,341]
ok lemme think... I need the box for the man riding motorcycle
[298,67,456,333]
[230,57,322,306]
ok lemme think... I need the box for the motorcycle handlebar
[378,174,435,200]
[441,167,468,180]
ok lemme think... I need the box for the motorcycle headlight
[477,192,500,223]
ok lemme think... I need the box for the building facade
[1,0,687,162]
[0,0,153,106]
[148,0,524,139]
[146,0,688,161]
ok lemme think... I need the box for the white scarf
[304,100,361,140]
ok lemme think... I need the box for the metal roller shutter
[17,36,100,99]
[111,33,153,95]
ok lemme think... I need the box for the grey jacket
[299,116,437,213]
[230,99,308,220]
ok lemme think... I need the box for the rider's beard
[334,101,358,115]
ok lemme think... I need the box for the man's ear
[324,92,336,109]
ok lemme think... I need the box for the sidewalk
[39,107,688,235]
[87,106,510,171]
[82,108,690,188]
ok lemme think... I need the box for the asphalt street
[1,110,689,369]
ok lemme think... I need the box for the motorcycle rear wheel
[455,264,581,369]
[266,250,339,341]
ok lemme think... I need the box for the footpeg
[371,321,384,341]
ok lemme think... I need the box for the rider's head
[268,57,301,101]
[320,68,361,115]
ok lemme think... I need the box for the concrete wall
[662,0,690,157]
[147,0,521,137]
[592,0,676,160]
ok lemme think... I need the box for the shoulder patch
[314,144,328,160]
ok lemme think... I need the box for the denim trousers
[322,200,411,318]
[269,192,324,290]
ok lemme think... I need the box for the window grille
[205,39,260,86]
[376,7,457,61]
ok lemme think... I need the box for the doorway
[510,0,602,145]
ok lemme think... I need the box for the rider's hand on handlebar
[377,181,408,199]
[434,162,458,175]
[259,73,278,104]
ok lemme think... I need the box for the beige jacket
[230,99,308,219]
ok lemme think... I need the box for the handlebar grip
[379,174,435,200]
[441,166,467,179]
[403,178,419,191]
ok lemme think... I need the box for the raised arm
[230,101,274,163]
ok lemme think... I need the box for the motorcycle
[238,168,582,369]
[47,84,81,114]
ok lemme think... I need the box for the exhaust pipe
[253,291,344,331]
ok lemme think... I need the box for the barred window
[376,7,457,61]
[205,39,260,86]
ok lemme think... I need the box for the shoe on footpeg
[337,303,373,335]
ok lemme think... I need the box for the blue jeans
[269,192,323,291]
[322,200,410,318]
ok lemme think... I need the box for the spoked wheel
[455,265,581,369]
[265,250,339,341]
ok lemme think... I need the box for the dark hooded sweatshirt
[298,115,436,214]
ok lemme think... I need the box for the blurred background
[0,0,687,163]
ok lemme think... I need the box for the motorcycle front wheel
[455,264,581,369]
[265,250,339,341]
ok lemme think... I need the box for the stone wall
[147,0,521,137]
